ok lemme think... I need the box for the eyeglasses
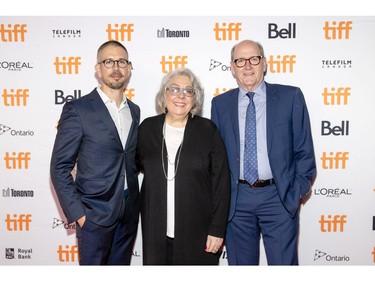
[166,86,195,97]
[98,59,131,68]
[233,56,263,68]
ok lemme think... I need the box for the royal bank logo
[157,28,190,38]
[314,249,350,263]
[322,59,352,69]
[0,124,34,137]
[5,248,14,259]
[52,29,82,38]
[5,248,33,260]
[209,59,230,71]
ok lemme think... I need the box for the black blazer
[137,114,230,264]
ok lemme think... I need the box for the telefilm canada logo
[52,29,82,38]
[314,249,350,263]
[209,59,231,71]
[0,124,34,137]
[322,59,352,69]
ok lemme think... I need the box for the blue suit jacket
[50,88,140,226]
[211,82,316,219]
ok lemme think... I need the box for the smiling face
[230,40,267,92]
[95,44,131,91]
[165,74,194,124]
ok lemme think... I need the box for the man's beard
[107,80,125,89]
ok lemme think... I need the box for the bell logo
[322,87,350,105]
[57,245,79,263]
[54,57,81,74]
[323,21,352,40]
[268,23,296,39]
[160,56,188,74]
[321,152,349,169]
[106,23,134,41]
[213,22,241,41]
[319,215,347,232]
[268,55,296,73]
[0,24,27,42]
[5,214,32,231]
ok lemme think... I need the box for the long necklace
[161,121,184,181]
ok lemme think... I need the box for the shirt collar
[97,86,127,105]
[239,81,266,100]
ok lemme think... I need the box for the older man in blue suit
[211,40,316,265]
[50,40,140,265]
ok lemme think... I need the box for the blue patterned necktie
[243,92,258,185]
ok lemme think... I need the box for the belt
[238,178,274,188]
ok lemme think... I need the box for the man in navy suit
[211,40,316,265]
[50,40,140,265]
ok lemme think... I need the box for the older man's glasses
[233,56,263,68]
[98,59,131,68]
[166,86,195,97]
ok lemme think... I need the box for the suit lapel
[266,83,279,152]
[229,89,241,156]
[88,90,123,147]
[124,100,137,149]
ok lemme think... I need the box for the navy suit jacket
[211,82,316,219]
[50,88,140,226]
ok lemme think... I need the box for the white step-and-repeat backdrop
[1,16,374,266]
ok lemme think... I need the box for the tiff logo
[106,23,134,41]
[323,21,352,40]
[57,245,79,263]
[0,24,27,42]
[123,89,135,101]
[319,215,347,232]
[321,152,349,169]
[5,214,32,231]
[322,87,350,105]
[268,55,296,73]
[54,57,81,74]
[213,22,241,41]
[160,56,188,74]
[2,89,29,106]
[213,88,232,97]
[4,152,31,169]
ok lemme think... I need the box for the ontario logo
[0,124,34,137]
[0,124,11,135]
[314,249,350,263]
[209,59,230,71]
[52,218,76,230]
